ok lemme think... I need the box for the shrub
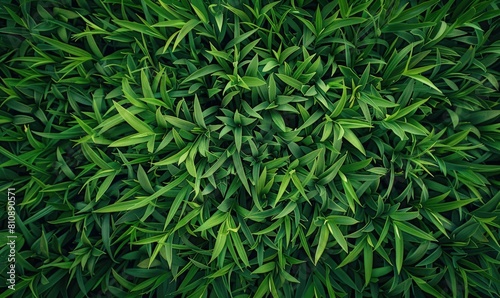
[1,0,500,297]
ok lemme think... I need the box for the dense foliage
[1,0,500,297]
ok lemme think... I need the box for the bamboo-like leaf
[164,185,189,230]
[412,275,443,297]
[173,19,201,50]
[394,223,404,275]
[194,211,229,232]
[393,221,437,241]
[276,73,303,90]
[210,223,228,263]
[3,1,500,296]
[364,243,373,286]
[315,224,329,265]
[327,222,348,252]
[337,237,365,268]
[95,172,189,213]
[273,172,290,207]
[109,132,154,147]
[191,96,205,128]
[33,34,92,58]
[230,230,250,267]
[251,262,275,274]
[339,171,361,212]
[403,74,442,93]
[233,151,251,195]
[183,64,223,84]
[113,101,154,134]
[342,128,366,156]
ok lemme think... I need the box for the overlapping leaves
[1,0,500,297]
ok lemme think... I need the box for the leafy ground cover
[1,0,500,297]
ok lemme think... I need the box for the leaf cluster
[1,0,500,297]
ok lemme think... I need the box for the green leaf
[96,170,117,201]
[327,222,348,252]
[33,34,92,58]
[393,221,437,241]
[314,224,329,265]
[95,172,189,213]
[390,0,439,23]
[202,151,228,178]
[342,128,366,156]
[321,18,366,37]
[173,19,201,50]
[230,231,250,267]
[164,116,197,131]
[113,101,154,134]
[337,237,365,268]
[233,151,251,195]
[276,73,303,90]
[194,211,229,232]
[81,143,112,170]
[394,223,404,274]
[274,201,297,219]
[412,276,443,297]
[193,95,206,128]
[252,262,276,274]
[274,172,291,207]
[154,145,191,166]
[240,76,266,87]
[385,98,429,122]
[190,0,209,23]
[152,20,186,28]
[253,218,284,235]
[225,28,258,49]
[318,153,347,185]
[403,74,442,93]
[164,186,189,230]
[364,243,373,286]
[210,224,228,263]
[183,64,223,84]
[109,132,154,147]
[339,171,361,213]
[270,111,286,132]
[359,93,399,114]
[331,83,348,118]
[253,275,270,298]
[290,171,309,203]
[339,0,350,18]
[326,215,359,226]
[0,146,47,174]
